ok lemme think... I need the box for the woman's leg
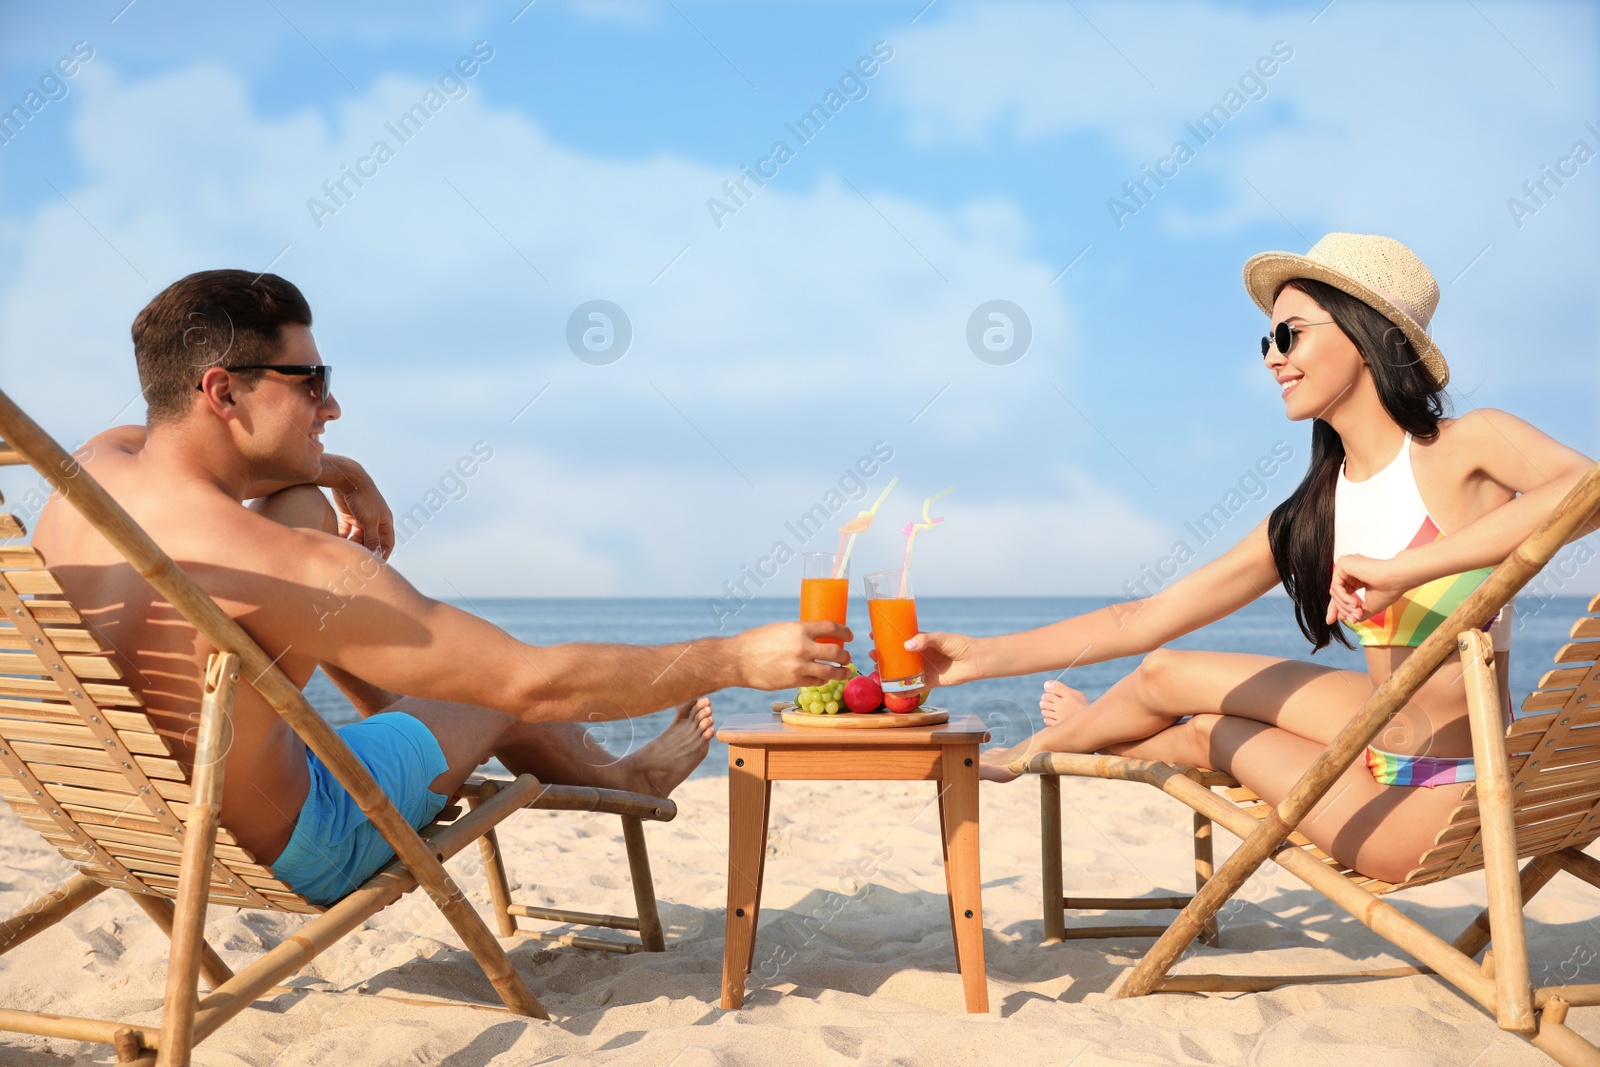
[983,647,1380,782]
[1109,713,1465,884]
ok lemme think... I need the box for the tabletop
[716,712,990,747]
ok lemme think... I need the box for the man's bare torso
[33,429,330,863]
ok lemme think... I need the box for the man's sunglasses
[1261,320,1334,358]
[196,364,332,403]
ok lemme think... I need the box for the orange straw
[831,477,898,579]
[899,487,954,597]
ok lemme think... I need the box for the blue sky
[1,0,1596,604]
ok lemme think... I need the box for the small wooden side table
[716,712,991,1013]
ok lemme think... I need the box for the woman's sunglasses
[1260,320,1334,358]
[196,364,333,403]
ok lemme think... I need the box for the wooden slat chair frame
[1019,457,1600,1066]
[0,393,676,1066]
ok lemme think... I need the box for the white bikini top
[1332,432,1513,652]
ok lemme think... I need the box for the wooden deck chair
[0,391,676,1066]
[1020,458,1600,1066]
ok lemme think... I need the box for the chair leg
[1460,629,1535,1034]
[471,781,518,938]
[0,874,106,957]
[1048,774,1209,944]
[1040,775,1065,944]
[1552,848,1600,890]
[159,651,239,1067]
[113,1026,145,1063]
[621,815,665,952]
[130,895,236,993]
[478,779,670,953]
[1452,853,1563,960]
[1194,813,1220,949]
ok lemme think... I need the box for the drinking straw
[831,477,898,579]
[899,486,955,597]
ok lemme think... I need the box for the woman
[910,233,1596,884]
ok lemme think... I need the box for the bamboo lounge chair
[0,390,676,1066]
[1021,458,1600,1066]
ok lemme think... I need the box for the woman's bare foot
[1040,679,1089,727]
[618,697,715,798]
[978,745,1026,784]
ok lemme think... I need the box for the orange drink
[863,570,923,690]
[800,553,848,644]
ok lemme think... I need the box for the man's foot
[978,745,1024,784]
[618,697,715,798]
[1040,679,1089,727]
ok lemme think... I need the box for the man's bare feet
[1040,679,1089,727]
[617,697,715,798]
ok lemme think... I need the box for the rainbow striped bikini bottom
[1365,745,1476,788]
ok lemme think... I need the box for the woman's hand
[318,455,395,559]
[900,631,984,688]
[1326,553,1408,626]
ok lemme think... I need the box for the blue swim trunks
[269,712,451,907]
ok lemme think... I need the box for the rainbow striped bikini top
[1333,432,1511,649]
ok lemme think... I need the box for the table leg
[722,745,770,1009]
[940,744,989,1013]
[747,779,772,973]
[936,781,960,972]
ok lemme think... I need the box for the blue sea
[303,595,1589,779]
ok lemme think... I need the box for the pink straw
[831,477,898,579]
[898,487,954,597]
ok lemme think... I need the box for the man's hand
[901,631,982,688]
[318,455,395,559]
[732,620,853,690]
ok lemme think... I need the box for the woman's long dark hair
[1266,278,1447,651]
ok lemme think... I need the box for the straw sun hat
[1242,232,1449,388]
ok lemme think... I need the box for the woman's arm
[911,516,1283,686]
[1329,410,1597,623]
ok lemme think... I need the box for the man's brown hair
[132,270,313,426]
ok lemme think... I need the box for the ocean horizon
[304,594,1591,780]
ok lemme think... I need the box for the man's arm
[244,453,396,558]
[249,524,850,722]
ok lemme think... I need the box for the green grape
[824,700,840,714]
[808,700,824,714]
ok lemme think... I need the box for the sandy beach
[3,768,1597,1066]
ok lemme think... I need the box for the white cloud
[885,0,1600,406]
[7,3,1591,605]
[387,444,1174,598]
[0,54,1154,596]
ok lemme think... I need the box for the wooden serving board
[777,707,950,729]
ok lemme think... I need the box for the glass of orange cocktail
[800,552,849,645]
[863,569,923,691]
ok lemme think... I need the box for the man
[33,269,850,905]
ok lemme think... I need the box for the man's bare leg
[255,483,716,797]
[491,700,715,797]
